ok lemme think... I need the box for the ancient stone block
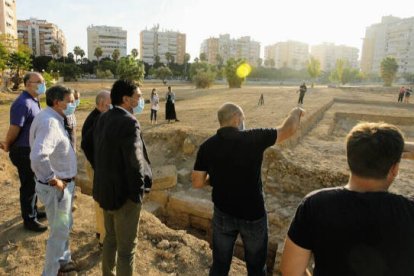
[152,165,177,190]
[148,190,169,207]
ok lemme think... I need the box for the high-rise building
[140,25,186,65]
[200,34,260,66]
[0,0,17,50]
[310,43,359,72]
[361,16,414,74]
[87,25,127,60]
[264,41,309,70]
[18,18,66,57]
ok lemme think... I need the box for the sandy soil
[0,82,413,275]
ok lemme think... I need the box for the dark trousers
[298,92,305,104]
[9,146,38,222]
[150,109,157,121]
[210,207,268,276]
[398,94,404,102]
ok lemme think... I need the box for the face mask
[75,99,80,107]
[64,102,77,116]
[239,120,245,131]
[109,104,113,110]
[133,97,145,114]
[36,83,46,95]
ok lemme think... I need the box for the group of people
[398,86,412,103]
[149,85,180,125]
[1,71,414,276]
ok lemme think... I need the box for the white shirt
[29,107,77,183]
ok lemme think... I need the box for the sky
[17,0,414,61]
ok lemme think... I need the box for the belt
[37,177,75,185]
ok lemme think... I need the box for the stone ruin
[75,97,414,274]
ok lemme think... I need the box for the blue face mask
[36,83,46,95]
[75,99,80,107]
[64,102,77,116]
[133,98,145,114]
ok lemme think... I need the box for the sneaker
[24,220,47,232]
[59,260,78,273]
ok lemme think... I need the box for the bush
[42,72,54,87]
[193,69,216,88]
[96,69,114,79]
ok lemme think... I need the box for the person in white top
[29,85,78,275]
[150,88,160,125]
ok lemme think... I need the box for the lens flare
[236,63,252,78]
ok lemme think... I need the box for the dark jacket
[92,106,152,210]
[81,108,101,168]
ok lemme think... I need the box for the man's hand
[276,107,305,144]
[0,141,9,152]
[48,178,67,191]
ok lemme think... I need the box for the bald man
[81,90,111,244]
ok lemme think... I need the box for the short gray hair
[95,90,110,105]
[217,102,243,126]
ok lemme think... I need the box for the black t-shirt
[288,187,414,276]
[193,127,277,220]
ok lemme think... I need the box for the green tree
[8,45,32,90]
[193,69,216,88]
[256,58,263,67]
[380,56,399,86]
[94,47,103,64]
[165,52,175,66]
[131,48,139,59]
[112,49,120,62]
[199,53,207,62]
[50,43,59,59]
[48,60,82,81]
[183,53,191,78]
[307,57,321,87]
[329,59,345,84]
[154,66,172,84]
[79,49,85,63]
[0,42,9,73]
[73,46,82,63]
[116,56,145,83]
[224,58,247,88]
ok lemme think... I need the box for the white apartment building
[140,25,186,65]
[264,40,309,70]
[200,34,260,66]
[361,16,414,74]
[87,25,127,60]
[310,43,359,72]
[18,18,66,57]
[0,0,17,50]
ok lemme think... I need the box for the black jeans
[150,109,157,121]
[9,146,38,221]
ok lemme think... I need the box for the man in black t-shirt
[281,122,414,276]
[192,102,304,275]
[298,82,307,105]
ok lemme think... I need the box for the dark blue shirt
[10,91,41,147]
[194,127,277,220]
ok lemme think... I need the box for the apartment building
[200,34,260,66]
[361,16,414,74]
[87,25,127,60]
[310,43,359,72]
[140,25,186,65]
[264,40,309,70]
[0,0,17,50]
[18,18,66,57]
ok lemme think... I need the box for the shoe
[37,211,47,220]
[175,119,180,122]
[24,220,47,232]
[59,260,78,273]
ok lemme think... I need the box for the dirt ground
[0,81,413,275]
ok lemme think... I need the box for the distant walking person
[398,86,406,102]
[404,87,411,104]
[0,72,47,232]
[297,82,307,105]
[150,88,159,124]
[258,93,264,106]
[165,86,179,123]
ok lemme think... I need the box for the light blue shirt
[29,107,77,183]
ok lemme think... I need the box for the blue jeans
[210,207,268,276]
[35,181,75,276]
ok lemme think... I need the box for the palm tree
[183,53,190,77]
[199,53,207,62]
[50,43,59,60]
[380,56,399,86]
[79,49,85,64]
[165,52,173,65]
[112,49,120,62]
[94,47,103,64]
[73,46,82,63]
[131,48,138,59]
